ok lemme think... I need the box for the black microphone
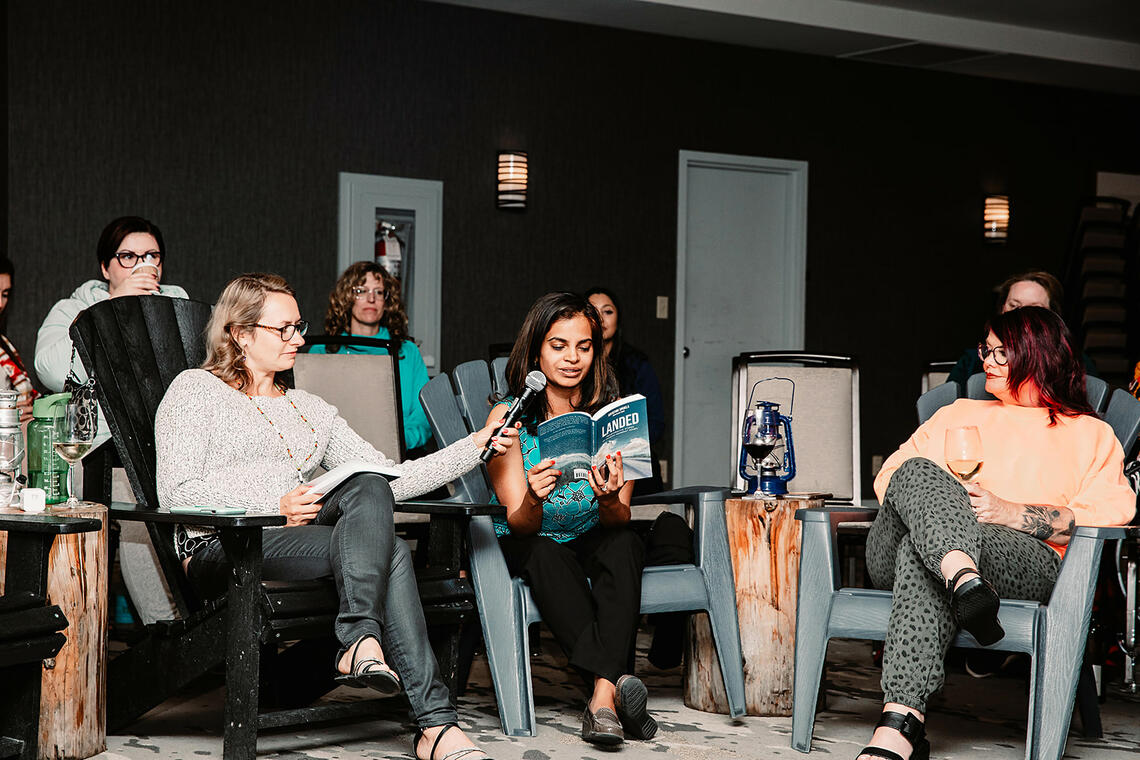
[480,370,547,463]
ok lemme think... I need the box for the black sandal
[947,567,1004,646]
[334,634,402,695]
[857,710,930,760]
[412,724,491,760]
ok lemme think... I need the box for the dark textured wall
[7,0,1140,492]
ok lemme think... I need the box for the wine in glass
[945,426,983,482]
[54,402,96,506]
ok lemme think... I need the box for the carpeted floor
[96,632,1140,759]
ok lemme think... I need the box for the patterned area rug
[100,629,1139,759]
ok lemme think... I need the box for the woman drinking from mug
[156,273,514,760]
[36,216,189,395]
[859,306,1134,760]
[485,291,656,747]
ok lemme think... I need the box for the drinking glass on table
[945,426,983,482]
[54,402,97,506]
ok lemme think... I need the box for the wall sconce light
[497,152,528,210]
[983,195,1009,242]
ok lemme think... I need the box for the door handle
[683,346,690,358]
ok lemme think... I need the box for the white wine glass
[945,426,983,482]
[54,402,97,507]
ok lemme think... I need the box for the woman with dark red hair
[855,306,1135,760]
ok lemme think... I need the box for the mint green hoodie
[35,278,189,391]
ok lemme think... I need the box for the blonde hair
[202,273,295,390]
[324,261,408,348]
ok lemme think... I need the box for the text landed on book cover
[537,395,651,488]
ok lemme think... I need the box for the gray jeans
[866,457,1061,712]
[187,473,456,728]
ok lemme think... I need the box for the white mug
[22,487,47,513]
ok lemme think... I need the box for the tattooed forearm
[1019,505,1076,543]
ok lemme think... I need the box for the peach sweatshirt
[873,399,1135,556]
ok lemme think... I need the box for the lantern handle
[746,376,795,419]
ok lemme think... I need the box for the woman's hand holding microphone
[471,416,520,459]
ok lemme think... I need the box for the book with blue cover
[536,394,652,488]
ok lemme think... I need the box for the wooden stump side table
[1,502,108,760]
[684,494,822,717]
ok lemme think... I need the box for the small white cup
[22,487,47,513]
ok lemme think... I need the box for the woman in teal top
[313,262,432,452]
[486,291,657,748]
[491,416,599,541]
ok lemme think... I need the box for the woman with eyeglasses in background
[856,306,1134,760]
[35,216,189,394]
[311,262,433,454]
[156,273,514,760]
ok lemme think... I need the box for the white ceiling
[428,0,1140,94]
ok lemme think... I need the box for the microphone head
[524,370,548,392]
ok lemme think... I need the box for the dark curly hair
[984,306,1093,425]
[323,262,408,351]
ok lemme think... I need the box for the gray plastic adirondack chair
[1102,388,1140,458]
[924,374,1112,424]
[420,361,747,736]
[916,381,961,424]
[791,396,1140,759]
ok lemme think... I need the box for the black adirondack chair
[1,514,101,760]
[70,295,499,759]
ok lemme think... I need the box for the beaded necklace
[246,383,319,483]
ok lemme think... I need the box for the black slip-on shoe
[615,674,658,740]
[581,706,624,745]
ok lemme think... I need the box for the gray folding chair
[292,355,403,459]
[790,401,1140,760]
[920,361,956,394]
[421,360,747,736]
[293,337,422,523]
[731,352,861,503]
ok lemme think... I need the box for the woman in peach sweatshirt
[857,306,1134,760]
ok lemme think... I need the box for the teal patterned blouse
[492,413,599,543]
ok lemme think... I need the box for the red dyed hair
[984,306,1094,424]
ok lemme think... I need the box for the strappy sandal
[947,567,1004,646]
[857,710,930,760]
[334,633,402,695]
[412,724,491,760]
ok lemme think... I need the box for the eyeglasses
[113,250,163,267]
[251,321,309,341]
[352,286,386,300]
[977,343,1008,366]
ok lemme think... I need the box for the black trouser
[499,524,645,685]
[187,474,456,728]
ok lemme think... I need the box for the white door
[673,151,807,487]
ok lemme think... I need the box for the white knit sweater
[155,369,480,540]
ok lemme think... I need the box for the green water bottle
[27,392,71,504]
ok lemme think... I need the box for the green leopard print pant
[866,456,1060,712]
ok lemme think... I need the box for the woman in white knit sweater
[155,273,512,760]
